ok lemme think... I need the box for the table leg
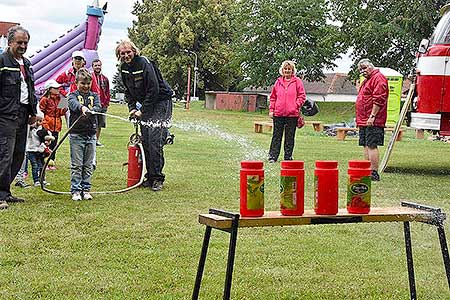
[192,226,212,300]
[404,221,417,300]
[223,217,239,300]
[436,224,450,289]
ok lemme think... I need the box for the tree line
[112,0,447,99]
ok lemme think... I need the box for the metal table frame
[192,202,450,300]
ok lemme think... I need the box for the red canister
[347,160,372,214]
[280,160,304,216]
[314,160,339,215]
[240,161,264,217]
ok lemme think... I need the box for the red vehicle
[413,4,450,135]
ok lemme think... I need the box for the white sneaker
[83,192,93,200]
[72,192,82,201]
[34,181,40,187]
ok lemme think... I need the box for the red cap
[348,160,371,169]
[281,160,304,169]
[241,161,264,169]
[315,160,338,169]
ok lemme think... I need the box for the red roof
[0,21,20,36]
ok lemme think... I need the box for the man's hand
[129,109,142,120]
[366,115,375,126]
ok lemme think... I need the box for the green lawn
[1,101,449,299]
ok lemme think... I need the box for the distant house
[0,21,19,53]
[244,73,358,102]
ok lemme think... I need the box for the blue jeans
[28,152,44,183]
[69,134,96,193]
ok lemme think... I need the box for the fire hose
[39,111,151,195]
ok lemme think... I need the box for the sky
[0,0,352,87]
[0,0,136,81]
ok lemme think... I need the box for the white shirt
[15,58,29,105]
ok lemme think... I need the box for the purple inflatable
[29,1,107,96]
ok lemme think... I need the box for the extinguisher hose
[39,111,147,195]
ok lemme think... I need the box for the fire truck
[412,3,450,135]
[381,4,450,171]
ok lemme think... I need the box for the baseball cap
[44,79,61,90]
[71,50,85,60]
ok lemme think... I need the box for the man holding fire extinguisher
[356,58,388,181]
[115,40,173,192]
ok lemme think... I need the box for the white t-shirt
[15,58,29,105]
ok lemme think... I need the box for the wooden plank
[336,127,358,141]
[253,121,273,133]
[199,207,436,229]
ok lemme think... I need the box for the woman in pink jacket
[268,60,306,162]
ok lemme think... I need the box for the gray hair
[279,60,297,76]
[358,58,374,68]
[7,25,30,44]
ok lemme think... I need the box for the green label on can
[280,176,297,209]
[247,175,264,210]
[347,176,371,209]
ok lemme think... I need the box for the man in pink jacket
[268,60,306,162]
[355,58,389,181]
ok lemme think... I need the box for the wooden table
[192,202,450,300]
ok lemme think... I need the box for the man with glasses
[0,26,39,209]
[356,58,388,181]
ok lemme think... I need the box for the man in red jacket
[355,59,388,181]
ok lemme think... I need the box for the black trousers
[141,100,171,184]
[48,131,59,161]
[268,116,298,161]
[0,106,29,200]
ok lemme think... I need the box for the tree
[330,0,448,77]
[232,0,345,87]
[128,0,241,98]
[111,68,127,99]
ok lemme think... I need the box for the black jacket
[0,50,37,119]
[68,90,101,136]
[120,56,172,114]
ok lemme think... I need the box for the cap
[71,50,85,60]
[44,79,61,90]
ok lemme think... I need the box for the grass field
[1,101,449,299]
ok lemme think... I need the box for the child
[26,120,54,186]
[39,79,68,170]
[68,68,101,201]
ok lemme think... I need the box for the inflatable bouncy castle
[29,0,107,96]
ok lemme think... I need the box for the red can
[280,160,304,216]
[314,160,339,215]
[347,160,372,214]
[240,161,264,217]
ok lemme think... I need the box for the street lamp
[184,49,198,101]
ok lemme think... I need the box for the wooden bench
[254,120,323,133]
[192,202,450,300]
[305,120,323,132]
[336,127,358,141]
[253,121,273,133]
[336,127,405,141]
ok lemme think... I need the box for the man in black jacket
[116,40,172,191]
[0,26,39,209]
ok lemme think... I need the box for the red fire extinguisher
[127,125,143,187]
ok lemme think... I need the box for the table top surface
[199,207,442,229]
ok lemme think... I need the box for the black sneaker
[151,180,163,191]
[96,141,104,147]
[15,181,30,188]
[5,195,25,203]
[371,170,380,181]
[141,180,153,188]
[165,134,175,145]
